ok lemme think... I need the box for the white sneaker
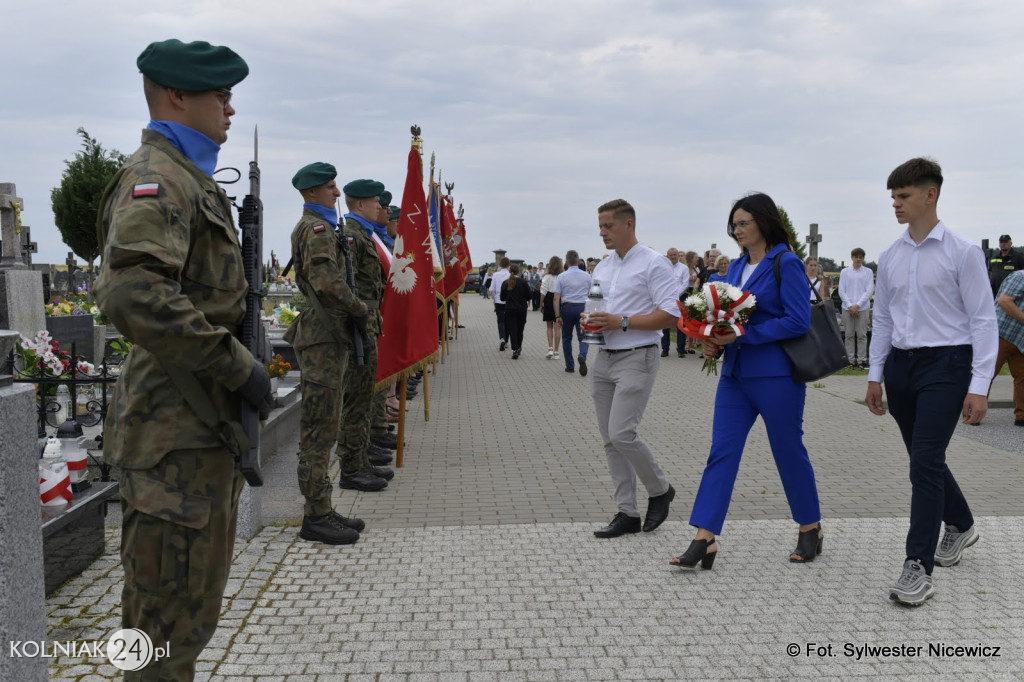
[553,352,560,360]
[546,349,554,359]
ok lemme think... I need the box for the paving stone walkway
[45,294,1024,680]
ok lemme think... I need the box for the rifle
[338,211,365,366]
[238,127,266,486]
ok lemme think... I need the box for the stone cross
[0,183,27,269]
[805,223,822,260]
[21,225,37,266]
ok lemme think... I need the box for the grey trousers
[842,309,870,363]
[590,345,671,517]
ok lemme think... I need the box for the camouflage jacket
[94,129,254,469]
[284,209,366,350]
[341,217,386,335]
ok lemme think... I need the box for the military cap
[137,39,248,91]
[999,234,1012,242]
[389,205,401,221]
[292,162,337,190]
[343,179,385,198]
[379,191,393,207]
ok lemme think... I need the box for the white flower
[683,295,705,309]
[726,285,744,301]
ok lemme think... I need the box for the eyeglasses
[729,219,756,232]
[213,88,233,109]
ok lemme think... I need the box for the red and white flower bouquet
[677,282,757,375]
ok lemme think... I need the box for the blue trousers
[661,327,684,355]
[560,302,589,369]
[884,345,974,574]
[689,375,821,535]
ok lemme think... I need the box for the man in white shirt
[660,248,688,357]
[552,250,593,374]
[488,257,511,350]
[866,158,998,606]
[584,199,680,539]
[839,248,875,368]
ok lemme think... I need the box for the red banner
[438,195,466,302]
[374,148,440,389]
[456,216,473,270]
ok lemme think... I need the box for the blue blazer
[719,244,811,379]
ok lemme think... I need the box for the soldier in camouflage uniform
[283,162,374,542]
[337,179,396,489]
[93,39,272,681]
[368,199,400,452]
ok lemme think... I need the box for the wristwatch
[620,315,630,332]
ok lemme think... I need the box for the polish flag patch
[132,183,160,198]
[312,224,327,233]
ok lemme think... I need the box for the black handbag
[773,256,849,382]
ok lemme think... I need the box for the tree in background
[777,206,807,260]
[51,128,126,296]
[817,256,839,273]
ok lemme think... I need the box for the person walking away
[502,263,532,359]
[489,257,511,350]
[553,250,592,374]
[541,256,563,359]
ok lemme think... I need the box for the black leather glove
[237,362,273,419]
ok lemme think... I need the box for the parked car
[463,271,481,292]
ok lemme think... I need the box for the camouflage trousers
[120,447,244,681]
[370,385,389,437]
[337,337,378,472]
[296,342,349,517]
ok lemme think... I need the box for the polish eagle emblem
[389,234,417,294]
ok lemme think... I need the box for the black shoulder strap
[773,252,823,303]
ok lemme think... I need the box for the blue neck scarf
[344,213,394,249]
[147,120,221,177]
[304,203,338,228]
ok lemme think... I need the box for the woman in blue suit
[671,193,823,570]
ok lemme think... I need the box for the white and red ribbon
[40,462,73,505]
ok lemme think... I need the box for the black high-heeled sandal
[790,524,823,563]
[670,538,717,570]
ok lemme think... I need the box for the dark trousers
[560,302,588,369]
[532,290,541,310]
[494,303,507,341]
[506,308,527,352]
[661,327,684,355]
[884,345,974,574]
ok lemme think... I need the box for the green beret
[292,162,337,190]
[378,191,392,207]
[343,179,385,199]
[389,205,400,221]
[137,39,248,91]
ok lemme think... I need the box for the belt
[601,344,658,354]
[891,344,970,357]
[560,301,585,306]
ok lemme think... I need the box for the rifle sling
[159,358,250,457]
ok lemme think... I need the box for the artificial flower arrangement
[267,354,292,379]
[677,282,757,375]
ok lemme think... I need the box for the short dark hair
[887,157,943,198]
[851,247,865,258]
[565,250,580,266]
[597,199,636,224]
[499,256,510,267]
[727,192,791,252]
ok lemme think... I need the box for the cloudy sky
[3,0,1023,272]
